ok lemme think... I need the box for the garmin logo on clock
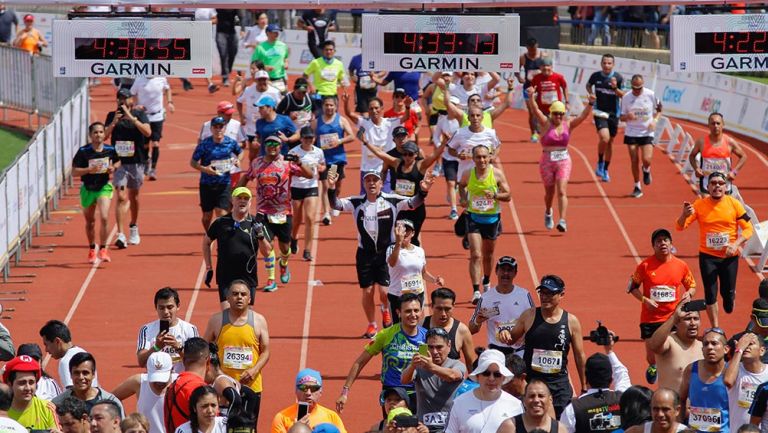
[90,62,172,76]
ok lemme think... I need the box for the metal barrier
[559,19,670,49]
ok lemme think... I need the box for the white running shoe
[129,225,141,245]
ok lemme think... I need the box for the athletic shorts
[257,213,293,244]
[639,322,665,340]
[699,252,739,313]
[113,163,145,190]
[428,112,439,126]
[442,159,459,182]
[624,135,654,146]
[199,183,231,212]
[291,187,319,200]
[594,116,619,137]
[356,248,389,288]
[539,151,572,187]
[466,214,502,240]
[149,121,164,141]
[319,163,346,181]
[80,183,114,208]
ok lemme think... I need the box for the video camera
[584,321,619,346]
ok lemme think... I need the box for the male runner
[130,76,173,180]
[586,54,624,182]
[647,301,703,395]
[514,38,543,142]
[689,112,747,196]
[680,328,731,433]
[620,74,661,198]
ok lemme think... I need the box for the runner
[347,51,379,118]
[424,72,460,219]
[646,301,703,395]
[451,72,500,112]
[271,368,347,433]
[130,76,173,181]
[238,136,313,290]
[72,122,120,263]
[620,74,661,198]
[326,169,435,338]
[622,389,686,433]
[447,106,501,182]
[111,352,176,433]
[724,333,768,431]
[496,379,566,433]
[689,113,747,196]
[276,78,314,130]
[383,88,419,139]
[680,328,730,433]
[313,96,354,226]
[163,338,209,433]
[443,78,515,128]
[297,9,336,59]
[198,101,247,187]
[423,288,477,369]
[250,24,289,93]
[236,66,282,158]
[627,228,696,384]
[136,287,199,373]
[529,57,568,117]
[457,145,511,304]
[255,96,299,157]
[675,172,754,327]
[525,87,595,232]
[303,40,347,104]
[288,126,326,261]
[514,38,543,142]
[190,116,243,230]
[104,88,151,249]
[586,54,625,182]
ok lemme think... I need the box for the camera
[284,154,299,162]
[585,321,619,346]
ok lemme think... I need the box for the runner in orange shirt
[676,171,754,328]
[688,112,747,197]
[13,15,46,55]
[627,228,696,384]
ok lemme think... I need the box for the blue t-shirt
[191,136,241,185]
[256,114,297,156]
[384,72,421,99]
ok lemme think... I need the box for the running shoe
[331,209,341,217]
[557,219,567,233]
[482,282,491,293]
[115,233,127,249]
[208,83,220,94]
[645,364,658,384]
[643,169,652,185]
[462,236,470,250]
[290,238,298,255]
[263,279,278,292]
[471,290,482,305]
[87,249,97,264]
[280,263,291,284]
[382,310,393,328]
[595,161,605,178]
[182,79,194,91]
[322,213,331,226]
[98,248,111,263]
[531,133,539,143]
[302,250,312,261]
[601,170,610,182]
[222,78,230,87]
[129,225,140,245]
[631,186,644,198]
[148,169,157,181]
[363,323,378,339]
[544,211,554,230]
[449,209,459,220]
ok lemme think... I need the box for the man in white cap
[111,352,176,433]
[236,66,282,153]
[445,349,522,433]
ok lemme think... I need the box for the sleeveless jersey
[701,134,732,190]
[524,308,571,382]
[217,310,262,392]
[467,167,499,216]
[688,361,729,433]
[513,414,557,433]
[316,113,347,165]
[138,373,174,433]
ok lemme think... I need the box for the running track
[2,78,766,433]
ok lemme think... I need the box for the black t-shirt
[105,109,150,164]
[301,10,336,46]
[385,147,424,190]
[275,92,313,120]
[72,144,119,191]
[587,71,624,116]
[206,214,266,289]
[215,9,242,34]
[0,9,18,43]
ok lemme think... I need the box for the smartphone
[418,343,429,357]
[394,416,419,428]
[682,299,707,312]
[297,401,309,420]
[159,319,170,334]
[327,164,338,178]
[356,126,366,141]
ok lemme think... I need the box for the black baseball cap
[651,228,672,244]
[379,387,409,405]
[402,141,418,154]
[117,88,132,99]
[708,171,727,182]
[393,126,408,137]
[537,275,565,294]
[295,77,309,90]
[300,125,315,138]
[496,256,518,269]
[211,116,227,126]
[393,88,406,96]
[753,298,768,328]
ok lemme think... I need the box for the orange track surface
[2,78,766,433]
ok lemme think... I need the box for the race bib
[395,179,416,196]
[549,149,569,162]
[268,213,287,224]
[321,67,337,82]
[422,412,448,427]
[222,346,254,370]
[632,109,649,121]
[115,141,135,157]
[88,157,110,174]
[359,75,376,90]
[210,159,232,174]
[494,319,517,341]
[702,158,729,174]
[541,90,558,105]
[401,274,425,294]
[650,286,676,303]
[319,133,338,150]
[688,407,722,432]
[531,349,562,374]
[471,197,495,212]
[706,232,730,250]
[739,381,758,408]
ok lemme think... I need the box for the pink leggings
[539,152,572,187]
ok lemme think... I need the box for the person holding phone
[271,369,347,433]
[627,228,697,385]
[136,288,199,373]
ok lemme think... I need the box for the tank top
[643,422,687,433]
[316,113,346,165]
[217,310,262,392]
[541,122,570,149]
[513,414,558,433]
[422,316,461,360]
[524,308,571,382]
[138,373,172,433]
[523,54,541,85]
[432,87,447,112]
[701,134,732,186]
[688,361,729,433]
[394,160,424,198]
[467,167,500,218]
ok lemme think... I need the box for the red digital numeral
[133,38,147,59]
[172,39,187,60]
[712,32,726,53]
[443,33,456,54]
[753,32,767,53]
[156,39,169,59]
[425,33,439,54]
[117,38,131,59]
[736,32,750,53]
[93,38,107,58]
[481,33,497,55]
[402,33,417,53]
[474,34,480,53]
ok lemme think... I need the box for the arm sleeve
[0,323,14,361]
[608,351,632,392]
[734,199,754,239]
[560,404,576,433]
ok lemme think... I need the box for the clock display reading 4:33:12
[383,32,499,55]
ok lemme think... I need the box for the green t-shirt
[8,397,57,431]
[251,40,289,80]
[460,111,493,128]
[364,324,427,387]
[303,57,346,96]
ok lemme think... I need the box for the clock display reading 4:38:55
[74,37,191,60]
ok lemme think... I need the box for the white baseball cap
[254,70,269,80]
[147,351,173,383]
[469,349,514,384]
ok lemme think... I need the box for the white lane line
[299,221,321,370]
[505,194,539,285]
[185,261,208,322]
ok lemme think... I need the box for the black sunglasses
[479,371,504,378]
[426,327,448,338]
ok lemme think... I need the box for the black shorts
[595,116,619,137]
[291,187,319,200]
[256,213,293,244]
[699,252,739,313]
[319,163,346,181]
[356,248,389,288]
[149,121,164,141]
[442,160,459,181]
[466,214,502,240]
[428,113,439,126]
[639,322,664,340]
[624,135,654,146]
[199,184,231,212]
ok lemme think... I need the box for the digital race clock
[53,20,212,77]
[363,14,518,72]
[671,14,768,72]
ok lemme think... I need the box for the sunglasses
[426,327,449,338]
[265,141,281,147]
[297,384,321,392]
[479,371,504,378]
[709,181,727,186]
[402,152,416,157]
[704,327,726,337]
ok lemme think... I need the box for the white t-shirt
[138,372,178,433]
[729,363,768,432]
[357,117,400,172]
[59,346,98,388]
[193,8,217,21]
[434,116,460,162]
[387,244,427,296]
[130,77,170,122]
[453,84,492,111]
[236,84,282,136]
[470,285,535,350]
[0,417,28,433]
[136,319,199,373]
[445,390,523,433]
[36,376,62,401]
[288,145,325,189]
[175,417,227,433]
[243,26,268,46]
[620,88,658,138]
[447,126,501,178]
[199,119,247,144]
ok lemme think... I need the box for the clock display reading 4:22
[74,38,191,60]
[383,32,498,55]
[694,32,768,54]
